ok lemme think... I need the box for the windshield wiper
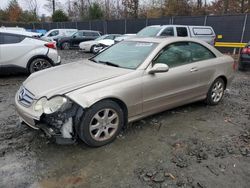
[98,61,120,67]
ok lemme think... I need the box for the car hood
[80,41,97,46]
[23,60,132,99]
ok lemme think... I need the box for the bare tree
[22,0,39,16]
[44,0,63,14]
[223,0,229,14]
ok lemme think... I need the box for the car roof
[78,30,100,33]
[146,25,212,28]
[126,36,213,46]
[0,29,41,37]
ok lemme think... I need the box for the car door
[188,42,217,94]
[71,31,84,47]
[142,42,202,113]
[0,33,30,67]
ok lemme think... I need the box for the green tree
[52,9,68,22]
[89,3,103,20]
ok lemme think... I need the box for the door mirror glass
[148,63,169,74]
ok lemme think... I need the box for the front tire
[206,78,225,105]
[28,58,52,73]
[78,100,124,147]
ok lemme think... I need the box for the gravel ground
[0,50,249,188]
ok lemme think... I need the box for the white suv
[0,29,61,74]
[42,29,78,42]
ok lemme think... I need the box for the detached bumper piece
[39,104,80,144]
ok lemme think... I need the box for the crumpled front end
[15,86,84,144]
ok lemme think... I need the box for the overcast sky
[0,0,68,16]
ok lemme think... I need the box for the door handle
[190,67,198,72]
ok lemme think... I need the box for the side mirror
[148,63,169,74]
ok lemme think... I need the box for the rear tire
[28,58,52,73]
[77,100,124,147]
[206,78,225,105]
[61,42,70,50]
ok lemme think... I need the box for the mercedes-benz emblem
[18,88,26,101]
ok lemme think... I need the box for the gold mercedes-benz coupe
[15,37,235,147]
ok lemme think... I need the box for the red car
[239,42,250,71]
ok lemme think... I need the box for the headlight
[34,96,68,114]
[34,97,47,112]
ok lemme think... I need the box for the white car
[114,34,136,42]
[79,34,121,53]
[137,25,216,45]
[42,29,78,42]
[0,27,42,38]
[0,29,61,74]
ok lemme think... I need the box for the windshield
[92,41,157,69]
[95,35,108,41]
[137,27,162,37]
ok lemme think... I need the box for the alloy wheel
[211,81,224,103]
[30,59,52,73]
[89,108,119,142]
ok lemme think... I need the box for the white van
[137,25,216,46]
[43,29,78,42]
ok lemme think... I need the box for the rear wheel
[206,78,225,105]
[61,42,70,50]
[28,58,52,73]
[77,100,124,147]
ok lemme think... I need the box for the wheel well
[27,55,53,71]
[217,75,227,88]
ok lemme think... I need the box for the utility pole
[52,0,55,14]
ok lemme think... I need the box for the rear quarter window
[189,42,216,61]
[91,32,100,37]
[193,28,213,35]
[176,27,188,37]
[1,33,25,44]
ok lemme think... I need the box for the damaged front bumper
[15,94,83,144]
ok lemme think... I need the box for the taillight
[241,47,250,54]
[45,42,56,49]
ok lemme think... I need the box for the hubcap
[211,81,224,103]
[31,59,51,72]
[89,108,119,141]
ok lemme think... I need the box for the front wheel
[77,100,124,147]
[206,78,225,105]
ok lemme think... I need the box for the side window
[0,33,3,44]
[154,42,192,68]
[83,32,92,37]
[176,27,188,37]
[161,27,174,36]
[91,32,100,37]
[2,33,25,44]
[48,30,59,37]
[75,32,83,37]
[189,42,215,61]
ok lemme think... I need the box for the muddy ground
[0,50,249,188]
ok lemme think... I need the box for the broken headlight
[34,96,68,114]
